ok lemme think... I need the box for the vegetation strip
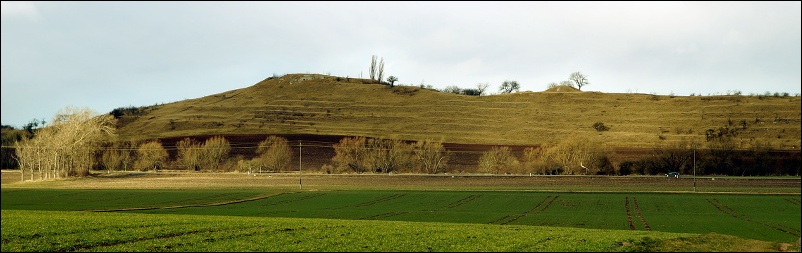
[72,227,224,251]
[74,224,283,252]
[0,221,198,245]
[495,195,558,225]
[264,192,327,206]
[706,198,801,237]
[139,226,307,252]
[439,194,480,209]
[632,197,651,231]
[625,197,636,230]
[88,192,289,212]
[362,211,409,220]
[353,193,406,207]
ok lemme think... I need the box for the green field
[2,188,799,251]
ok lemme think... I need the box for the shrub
[478,146,519,174]
[109,106,144,119]
[461,88,482,96]
[592,122,609,132]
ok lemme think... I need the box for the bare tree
[101,141,128,172]
[364,138,412,173]
[369,55,386,83]
[369,55,377,80]
[476,83,490,95]
[547,136,601,175]
[522,146,552,175]
[377,57,385,83]
[652,139,694,175]
[413,139,449,174]
[203,136,231,172]
[332,136,368,173]
[256,135,292,172]
[15,106,115,179]
[118,140,137,171]
[134,140,168,171]
[498,80,520,94]
[176,138,203,171]
[14,137,36,181]
[569,72,589,90]
[478,146,518,174]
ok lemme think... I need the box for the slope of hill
[115,73,800,153]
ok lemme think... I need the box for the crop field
[1,171,800,252]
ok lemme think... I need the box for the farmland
[1,171,800,252]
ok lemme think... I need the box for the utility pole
[693,145,696,192]
[299,140,302,189]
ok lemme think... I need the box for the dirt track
[2,170,799,194]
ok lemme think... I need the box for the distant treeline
[4,127,799,178]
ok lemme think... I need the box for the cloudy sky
[2,1,800,128]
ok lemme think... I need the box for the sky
[2,1,800,128]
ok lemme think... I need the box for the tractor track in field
[491,195,558,225]
[632,197,651,231]
[265,192,327,206]
[87,192,296,212]
[69,224,306,251]
[625,197,635,230]
[362,211,409,220]
[440,194,481,209]
[353,193,407,207]
[784,198,801,205]
[0,221,202,245]
[624,196,650,230]
[706,198,801,237]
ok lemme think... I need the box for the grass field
[1,171,800,252]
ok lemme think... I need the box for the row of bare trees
[173,136,231,171]
[331,137,448,174]
[369,55,385,83]
[103,135,287,173]
[14,107,115,181]
[547,71,590,90]
[476,137,613,175]
[327,135,615,175]
[238,136,293,173]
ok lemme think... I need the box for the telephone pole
[693,145,696,192]
[299,140,302,189]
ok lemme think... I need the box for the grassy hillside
[115,74,801,151]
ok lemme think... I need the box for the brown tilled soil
[157,133,653,172]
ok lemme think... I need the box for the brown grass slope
[115,74,800,152]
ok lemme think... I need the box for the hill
[115,73,800,149]
[108,74,801,172]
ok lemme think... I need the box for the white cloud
[0,1,39,20]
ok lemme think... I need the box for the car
[665,172,679,178]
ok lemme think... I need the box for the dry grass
[114,74,800,151]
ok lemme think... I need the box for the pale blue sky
[2,1,800,128]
